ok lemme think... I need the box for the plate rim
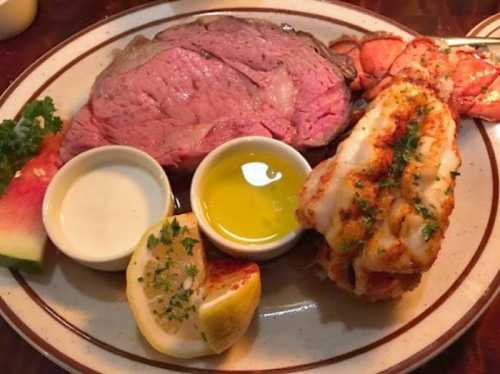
[0,1,498,373]
[467,12,500,37]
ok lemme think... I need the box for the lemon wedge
[199,259,261,353]
[126,213,261,358]
[126,213,210,358]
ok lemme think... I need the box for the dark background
[0,1,499,373]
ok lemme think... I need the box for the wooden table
[0,1,498,373]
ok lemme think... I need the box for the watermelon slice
[0,134,62,272]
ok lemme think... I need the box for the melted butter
[201,148,307,245]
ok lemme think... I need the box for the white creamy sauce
[59,163,165,259]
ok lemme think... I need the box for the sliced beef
[60,16,351,171]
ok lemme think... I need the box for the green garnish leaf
[340,241,352,252]
[181,237,199,255]
[413,197,439,241]
[379,178,398,189]
[414,198,434,220]
[147,234,160,249]
[381,108,428,189]
[362,215,376,231]
[170,218,181,237]
[355,197,377,231]
[185,264,198,278]
[0,97,62,196]
[159,224,172,245]
[422,221,439,241]
[164,287,195,322]
[163,279,171,292]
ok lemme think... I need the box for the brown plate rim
[0,2,498,373]
[467,12,500,37]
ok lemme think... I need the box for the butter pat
[0,0,37,41]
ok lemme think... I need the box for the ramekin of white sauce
[43,146,174,271]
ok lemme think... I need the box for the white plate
[0,1,498,373]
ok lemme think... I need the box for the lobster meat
[298,32,499,301]
[330,34,500,122]
[297,79,460,301]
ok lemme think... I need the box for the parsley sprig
[413,197,440,241]
[142,218,201,323]
[355,195,377,232]
[379,106,430,189]
[0,97,62,196]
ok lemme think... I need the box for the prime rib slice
[60,16,352,171]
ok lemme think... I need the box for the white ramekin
[43,146,174,271]
[191,136,311,261]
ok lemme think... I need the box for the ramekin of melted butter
[191,137,311,261]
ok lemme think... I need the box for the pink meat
[60,17,351,171]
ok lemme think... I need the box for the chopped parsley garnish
[164,288,196,322]
[355,196,377,232]
[379,178,398,188]
[380,107,428,189]
[142,218,200,323]
[0,97,62,196]
[159,224,172,245]
[362,215,376,231]
[170,218,181,237]
[162,279,172,293]
[422,221,439,241]
[413,197,439,241]
[151,218,191,247]
[147,234,160,250]
[185,264,198,278]
[340,241,353,252]
[391,120,420,174]
[413,198,434,220]
[181,237,199,255]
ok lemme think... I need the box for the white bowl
[191,136,311,261]
[43,146,174,271]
